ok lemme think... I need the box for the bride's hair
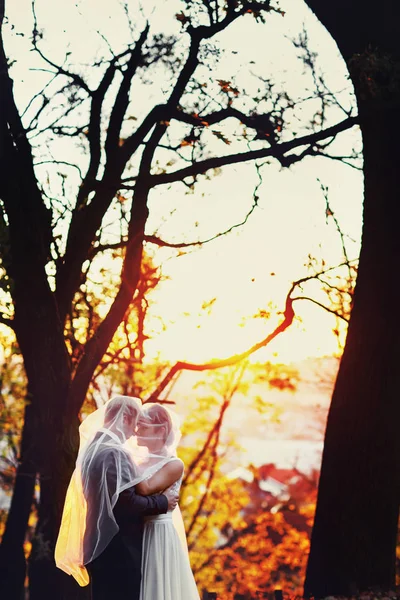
[104,395,140,425]
[143,404,173,444]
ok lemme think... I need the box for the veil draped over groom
[55,396,185,586]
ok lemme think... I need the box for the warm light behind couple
[55,395,200,600]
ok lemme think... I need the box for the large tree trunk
[304,1,400,596]
[0,3,87,595]
[27,412,90,600]
[0,467,35,599]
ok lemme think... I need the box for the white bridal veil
[55,395,186,586]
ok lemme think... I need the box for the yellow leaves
[201,297,217,312]
[24,540,32,559]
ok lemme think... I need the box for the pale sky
[3,0,363,365]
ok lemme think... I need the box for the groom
[83,396,179,600]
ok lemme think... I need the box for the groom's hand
[163,485,179,511]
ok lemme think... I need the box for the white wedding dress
[140,471,200,600]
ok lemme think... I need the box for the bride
[133,403,200,600]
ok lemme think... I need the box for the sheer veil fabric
[55,396,178,586]
[137,403,199,600]
[133,403,188,553]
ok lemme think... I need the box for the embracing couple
[55,395,200,600]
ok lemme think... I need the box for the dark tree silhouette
[304,1,400,596]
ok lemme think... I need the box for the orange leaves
[217,79,240,97]
[175,12,190,25]
[192,113,209,127]
[268,376,297,391]
[116,192,128,203]
[192,507,312,598]
[180,137,195,147]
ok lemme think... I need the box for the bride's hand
[163,485,179,511]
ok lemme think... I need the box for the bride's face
[136,418,158,448]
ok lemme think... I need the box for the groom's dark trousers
[86,486,168,600]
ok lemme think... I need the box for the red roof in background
[257,463,300,484]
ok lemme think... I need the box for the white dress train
[140,477,200,600]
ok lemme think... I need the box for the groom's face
[122,410,139,438]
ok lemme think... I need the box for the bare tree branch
[291,295,349,321]
[145,196,258,248]
[31,1,91,94]
[169,105,278,136]
[34,160,84,180]
[146,258,358,402]
[146,292,296,402]
[104,25,150,159]
[150,116,358,186]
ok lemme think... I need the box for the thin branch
[317,151,363,170]
[34,160,84,180]
[144,198,258,249]
[120,104,164,164]
[104,25,150,159]
[316,275,353,297]
[28,95,87,141]
[146,293,296,402]
[169,105,276,133]
[189,0,272,41]
[184,364,247,545]
[186,399,229,540]
[291,296,349,321]
[73,46,138,207]
[319,179,354,284]
[31,1,91,94]
[150,116,359,187]
[146,259,357,402]
[21,70,56,118]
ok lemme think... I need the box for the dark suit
[83,432,168,600]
